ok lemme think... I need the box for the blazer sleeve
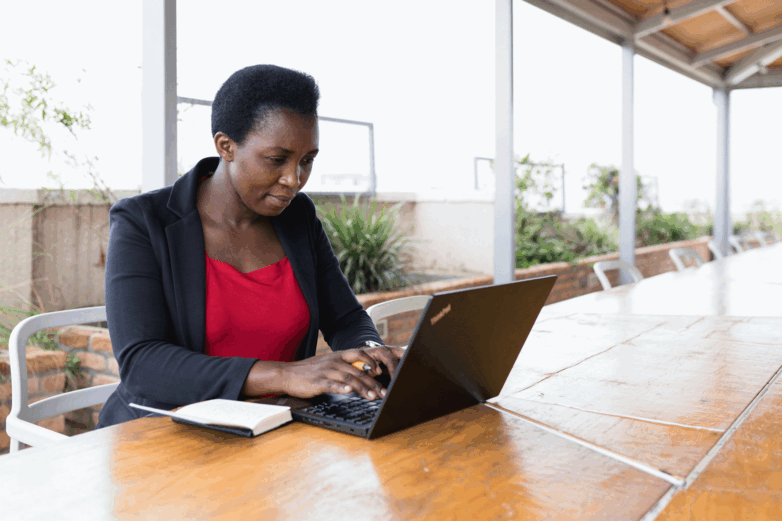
[302,196,383,351]
[105,197,257,406]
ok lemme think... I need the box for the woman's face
[221,107,319,217]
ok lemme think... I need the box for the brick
[0,429,9,451]
[35,415,64,434]
[92,374,120,387]
[91,411,101,426]
[76,351,106,372]
[57,327,93,349]
[41,373,66,392]
[26,347,66,374]
[0,381,10,400]
[27,375,40,394]
[106,357,119,376]
[91,332,113,353]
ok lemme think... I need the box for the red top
[204,253,310,361]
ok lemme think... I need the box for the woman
[98,65,403,428]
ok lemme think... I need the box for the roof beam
[715,5,750,35]
[524,0,633,42]
[635,0,736,39]
[725,41,782,85]
[732,67,782,88]
[635,35,725,86]
[692,24,782,66]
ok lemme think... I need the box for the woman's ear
[214,132,235,162]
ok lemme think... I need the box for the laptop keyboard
[301,396,383,426]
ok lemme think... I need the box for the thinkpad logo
[430,303,452,325]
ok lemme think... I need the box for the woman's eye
[268,157,286,164]
[301,157,315,166]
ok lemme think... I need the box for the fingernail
[363,364,372,372]
[368,391,376,399]
[380,389,387,397]
[344,385,351,392]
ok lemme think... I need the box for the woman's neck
[198,161,263,230]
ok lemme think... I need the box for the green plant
[1,301,83,390]
[583,164,646,222]
[513,156,616,268]
[635,209,699,247]
[317,195,411,294]
[0,59,113,202]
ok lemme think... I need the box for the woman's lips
[266,194,293,207]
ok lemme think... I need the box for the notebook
[130,399,292,437]
[291,275,557,439]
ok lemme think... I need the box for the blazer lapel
[166,212,207,353]
[163,158,216,354]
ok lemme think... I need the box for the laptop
[291,275,557,439]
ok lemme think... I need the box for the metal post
[367,123,376,196]
[494,0,515,284]
[713,87,731,257]
[619,43,636,283]
[142,0,178,192]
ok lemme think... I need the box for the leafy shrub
[635,210,698,247]
[515,208,616,268]
[0,303,82,388]
[317,196,411,294]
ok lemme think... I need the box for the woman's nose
[279,164,301,187]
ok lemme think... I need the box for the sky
[1,0,780,215]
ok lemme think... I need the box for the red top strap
[205,253,310,361]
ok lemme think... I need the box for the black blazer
[99,157,381,427]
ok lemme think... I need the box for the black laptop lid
[368,275,556,439]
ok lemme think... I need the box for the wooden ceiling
[525,0,782,89]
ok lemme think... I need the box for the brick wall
[0,347,67,454]
[56,326,120,433]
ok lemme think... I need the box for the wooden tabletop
[1,244,781,519]
[544,243,782,317]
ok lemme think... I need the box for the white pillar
[713,87,731,256]
[494,0,515,284]
[142,0,178,193]
[619,43,636,282]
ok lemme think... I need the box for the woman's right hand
[243,349,395,401]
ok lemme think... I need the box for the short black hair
[211,64,319,145]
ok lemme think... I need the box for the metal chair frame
[592,260,643,291]
[6,306,118,452]
[669,248,704,272]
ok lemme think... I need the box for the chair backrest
[365,296,430,339]
[592,260,643,291]
[754,230,774,247]
[728,235,748,253]
[668,247,704,271]
[707,240,726,260]
[6,306,118,451]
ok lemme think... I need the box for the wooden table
[543,243,782,317]
[1,245,780,519]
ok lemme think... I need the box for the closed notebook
[130,399,292,437]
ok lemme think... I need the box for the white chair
[728,235,749,253]
[707,240,725,260]
[366,295,430,339]
[6,306,118,452]
[668,248,704,271]
[592,260,643,291]
[754,230,775,247]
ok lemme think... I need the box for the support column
[619,43,636,282]
[713,87,731,257]
[142,0,178,193]
[494,0,515,284]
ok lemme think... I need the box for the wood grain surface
[657,378,782,520]
[0,405,671,521]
